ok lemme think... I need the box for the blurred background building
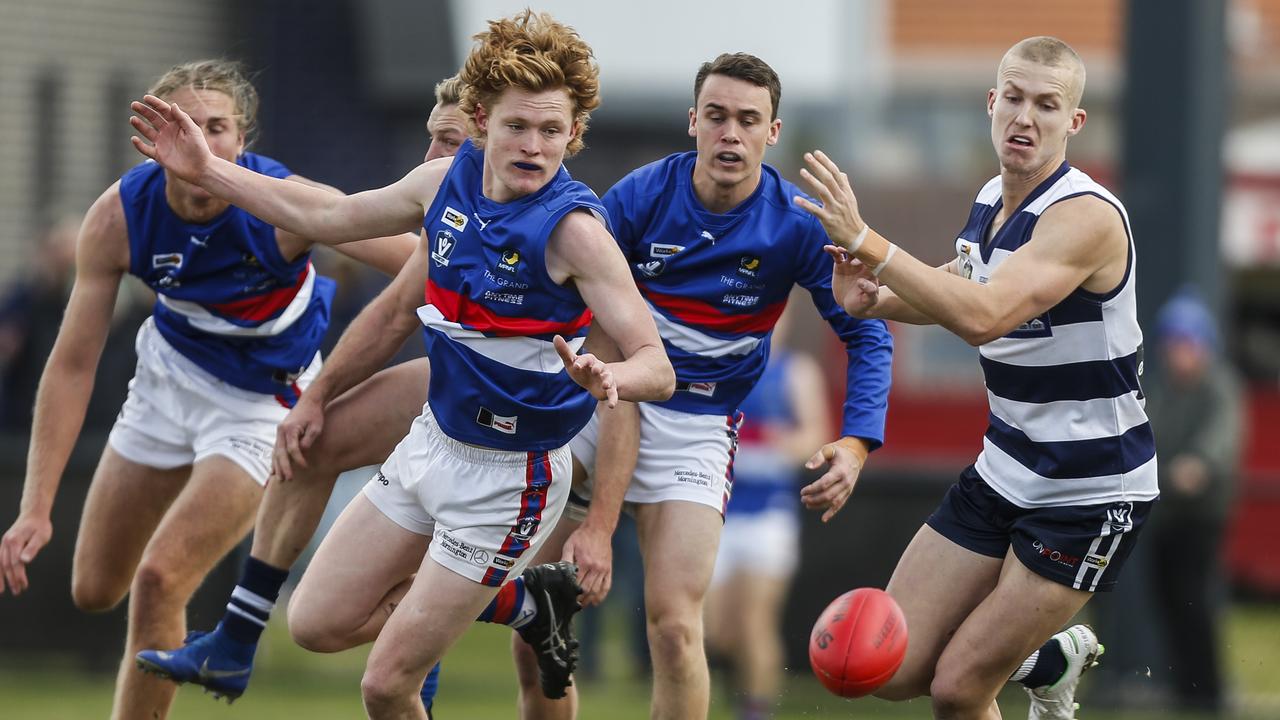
[0,0,1278,716]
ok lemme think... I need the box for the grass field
[4,603,1278,719]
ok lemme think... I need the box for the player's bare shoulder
[1034,193,1128,294]
[545,207,616,284]
[81,180,132,273]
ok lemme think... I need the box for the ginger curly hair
[458,9,600,157]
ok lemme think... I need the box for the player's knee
[929,665,987,715]
[873,670,929,702]
[646,609,702,667]
[359,669,397,713]
[70,572,126,613]
[129,560,188,609]
[288,613,347,653]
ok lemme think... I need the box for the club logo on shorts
[676,380,717,397]
[441,206,468,232]
[476,407,518,434]
[738,255,761,278]
[432,230,457,267]
[513,515,540,541]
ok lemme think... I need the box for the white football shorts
[107,318,320,485]
[364,402,571,587]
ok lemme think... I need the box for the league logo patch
[431,230,457,267]
[441,206,469,232]
[737,255,761,278]
[152,253,183,270]
[497,248,520,273]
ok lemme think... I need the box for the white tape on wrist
[848,224,869,253]
[872,243,898,276]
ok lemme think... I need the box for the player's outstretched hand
[561,523,613,607]
[273,394,325,482]
[793,151,867,252]
[554,335,618,408]
[801,436,870,523]
[129,94,214,185]
[0,512,52,595]
[824,245,881,317]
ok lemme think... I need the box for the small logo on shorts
[476,407,518,434]
[470,548,490,566]
[513,515,540,541]
[1032,539,1080,568]
[492,555,515,569]
[1084,554,1109,568]
[375,472,389,486]
[676,381,716,397]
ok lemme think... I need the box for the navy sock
[221,556,290,644]
[1012,637,1068,688]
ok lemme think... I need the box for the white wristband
[848,224,869,253]
[872,243,898,276]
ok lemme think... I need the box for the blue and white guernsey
[418,140,608,451]
[955,162,1158,507]
[120,154,335,405]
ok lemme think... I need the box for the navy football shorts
[926,465,1154,592]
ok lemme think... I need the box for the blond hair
[458,10,599,156]
[149,59,259,146]
[434,74,463,107]
[1001,36,1086,107]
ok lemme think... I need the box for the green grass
[3,603,1278,719]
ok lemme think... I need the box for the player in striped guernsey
[0,60,416,720]
[128,11,673,719]
[797,37,1156,720]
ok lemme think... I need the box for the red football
[808,587,908,697]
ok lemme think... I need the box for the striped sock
[222,557,290,644]
[1011,639,1067,688]
[476,577,535,629]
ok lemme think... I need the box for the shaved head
[999,36,1086,108]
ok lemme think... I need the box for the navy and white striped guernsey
[417,140,608,451]
[954,162,1158,508]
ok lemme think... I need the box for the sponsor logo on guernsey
[152,253,183,270]
[677,380,717,397]
[241,253,261,267]
[636,259,666,278]
[737,255,761,278]
[1007,313,1052,339]
[189,235,208,247]
[441,206,469,232]
[483,290,524,306]
[650,243,685,258]
[722,293,759,308]
[700,230,716,242]
[472,213,492,230]
[476,407,518,434]
[431,230,457,266]
[497,249,520,273]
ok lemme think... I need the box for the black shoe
[515,561,583,699]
